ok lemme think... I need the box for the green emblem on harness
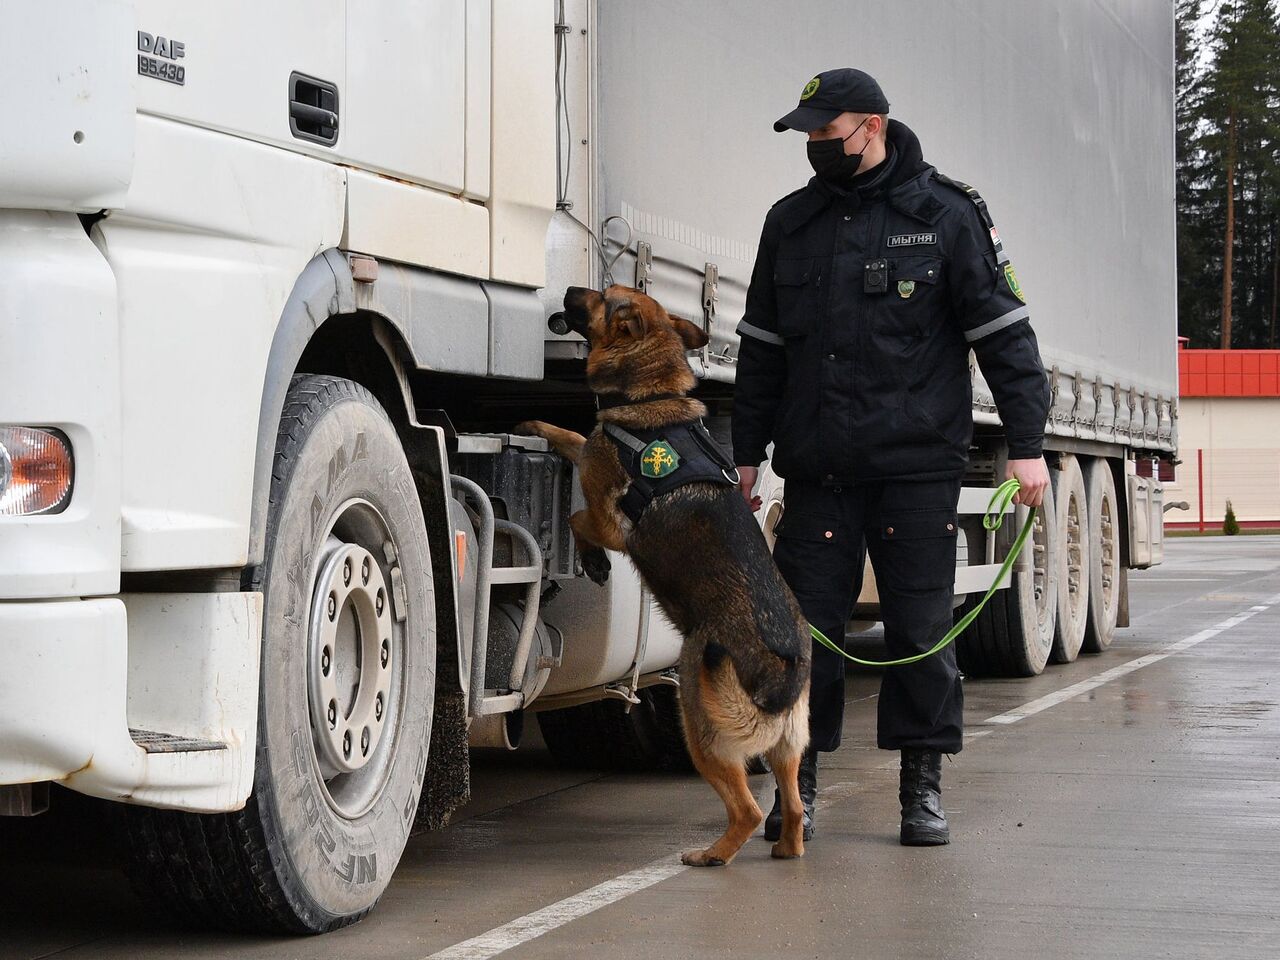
[640,440,681,479]
[1004,264,1025,303]
[897,279,916,299]
[801,76,820,100]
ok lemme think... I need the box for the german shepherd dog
[518,285,811,865]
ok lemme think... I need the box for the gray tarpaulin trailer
[547,0,1175,680]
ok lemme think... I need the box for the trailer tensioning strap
[809,479,1036,668]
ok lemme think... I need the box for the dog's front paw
[514,420,546,438]
[680,847,727,868]
[581,547,611,585]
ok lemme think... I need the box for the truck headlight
[0,427,74,516]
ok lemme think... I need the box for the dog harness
[602,419,741,524]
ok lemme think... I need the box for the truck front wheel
[125,375,436,933]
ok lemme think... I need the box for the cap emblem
[801,76,820,100]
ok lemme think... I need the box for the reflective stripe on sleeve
[736,321,784,346]
[964,305,1030,343]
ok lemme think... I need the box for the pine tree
[1176,0,1220,347]
[1196,0,1280,349]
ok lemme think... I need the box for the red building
[1168,344,1280,531]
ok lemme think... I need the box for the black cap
[773,68,890,133]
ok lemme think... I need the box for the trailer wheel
[125,375,436,933]
[956,480,1057,677]
[1051,454,1091,663]
[1082,458,1121,652]
[537,684,693,772]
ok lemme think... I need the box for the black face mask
[806,117,870,183]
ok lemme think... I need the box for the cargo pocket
[880,508,957,541]
[875,507,959,589]
[774,258,824,338]
[771,508,845,594]
[775,509,841,543]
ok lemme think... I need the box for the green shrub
[1224,500,1240,536]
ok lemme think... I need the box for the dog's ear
[624,309,648,341]
[669,315,709,350]
[606,297,647,340]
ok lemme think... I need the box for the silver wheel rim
[306,498,405,818]
[1065,490,1087,624]
[1032,507,1054,639]
[1099,489,1117,614]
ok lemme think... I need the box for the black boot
[899,748,949,846]
[763,749,817,842]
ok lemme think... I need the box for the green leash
[809,479,1036,668]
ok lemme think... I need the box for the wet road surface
[4,536,1279,960]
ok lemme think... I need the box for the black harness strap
[603,420,739,524]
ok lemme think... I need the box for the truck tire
[956,481,1057,677]
[1051,454,1091,663]
[537,684,693,772]
[125,375,436,933]
[1082,457,1121,652]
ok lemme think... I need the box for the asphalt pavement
[3,535,1279,960]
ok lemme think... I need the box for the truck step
[129,729,227,754]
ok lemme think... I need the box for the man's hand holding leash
[1007,457,1050,507]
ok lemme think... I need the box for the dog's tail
[702,639,809,716]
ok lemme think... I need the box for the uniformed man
[732,68,1051,846]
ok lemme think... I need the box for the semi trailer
[0,0,1174,933]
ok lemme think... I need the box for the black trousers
[772,477,964,754]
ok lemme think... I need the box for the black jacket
[732,120,1050,483]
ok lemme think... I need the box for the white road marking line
[425,590,1280,960]
[434,728,1008,959]
[424,858,688,960]
[984,592,1280,726]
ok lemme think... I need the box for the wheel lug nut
[327,594,337,620]
[343,557,352,585]
[361,557,371,584]
[342,730,352,757]
[327,700,337,728]
[375,693,384,721]
[361,727,370,756]
[380,638,390,668]
[376,590,385,616]
[321,647,331,675]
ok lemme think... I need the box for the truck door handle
[288,71,339,146]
